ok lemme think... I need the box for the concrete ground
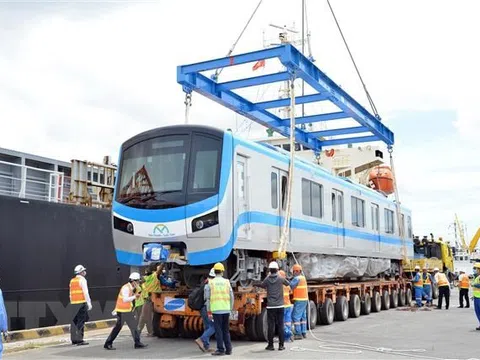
[4,289,480,360]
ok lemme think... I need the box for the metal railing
[0,160,65,203]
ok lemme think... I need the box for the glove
[87,303,92,311]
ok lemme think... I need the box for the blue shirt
[0,289,7,333]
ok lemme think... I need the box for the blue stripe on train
[115,211,412,266]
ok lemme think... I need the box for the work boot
[294,334,303,340]
[135,343,148,349]
[278,345,285,351]
[265,344,275,351]
[211,350,225,356]
[302,333,307,339]
[104,344,115,350]
[195,338,206,352]
[76,341,89,346]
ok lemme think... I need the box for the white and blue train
[112,125,413,287]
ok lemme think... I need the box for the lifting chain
[184,92,192,124]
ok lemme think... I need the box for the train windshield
[115,133,221,209]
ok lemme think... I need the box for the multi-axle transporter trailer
[151,278,412,340]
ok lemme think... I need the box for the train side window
[302,178,323,218]
[351,196,365,227]
[302,179,311,215]
[385,209,395,234]
[281,175,288,210]
[407,215,412,238]
[371,203,379,231]
[271,172,278,209]
[332,193,336,222]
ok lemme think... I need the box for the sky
[1,0,479,245]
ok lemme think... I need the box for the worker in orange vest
[289,264,308,340]
[69,265,92,346]
[104,272,148,350]
[279,270,293,342]
[457,270,470,308]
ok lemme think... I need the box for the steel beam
[254,93,329,110]
[321,135,379,147]
[283,111,350,125]
[218,72,291,91]
[310,126,370,138]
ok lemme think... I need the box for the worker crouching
[422,266,434,306]
[104,272,148,350]
[290,264,308,340]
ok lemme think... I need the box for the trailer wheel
[405,288,413,306]
[381,290,391,310]
[398,289,406,306]
[361,293,371,315]
[245,316,258,341]
[334,296,349,321]
[390,289,398,308]
[152,313,179,338]
[371,291,381,312]
[349,294,361,318]
[432,284,439,299]
[318,298,334,325]
[307,300,317,330]
[255,308,268,342]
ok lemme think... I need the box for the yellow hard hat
[213,262,225,272]
[473,263,480,269]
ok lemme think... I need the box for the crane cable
[184,0,264,124]
[326,0,380,119]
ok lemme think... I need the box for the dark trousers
[105,312,140,346]
[70,303,89,344]
[212,313,232,354]
[437,286,450,309]
[267,307,285,347]
[459,288,470,308]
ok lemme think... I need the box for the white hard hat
[268,261,279,270]
[422,266,428,270]
[74,265,86,274]
[129,272,141,281]
[414,265,420,270]
[209,268,215,277]
[433,267,439,271]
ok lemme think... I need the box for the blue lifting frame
[177,44,394,153]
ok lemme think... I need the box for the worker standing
[69,265,92,346]
[133,280,145,321]
[194,268,216,353]
[289,264,308,340]
[253,261,290,351]
[0,283,8,360]
[104,272,148,350]
[412,265,423,307]
[472,263,480,330]
[205,263,234,356]
[138,264,163,337]
[457,270,470,308]
[433,267,450,310]
[279,270,293,343]
[422,266,434,307]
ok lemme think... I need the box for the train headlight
[191,211,219,233]
[126,223,134,233]
[113,216,135,235]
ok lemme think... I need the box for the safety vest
[209,277,231,312]
[134,284,145,308]
[283,285,293,308]
[143,273,161,295]
[423,273,431,286]
[413,273,423,288]
[436,273,449,287]
[473,276,480,299]
[293,275,308,301]
[115,283,134,313]
[69,277,86,304]
[459,274,470,289]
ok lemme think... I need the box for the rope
[326,0,380,119]
[184,92,192,124]
[212,0,264,81]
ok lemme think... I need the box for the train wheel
[318,298,334,325]
[255,308,268,342]
[390,290,398,308]
[349,294,361,318]
[334,296,349,321]
[245,316,258,341]
[405,288,413,306]
[398,289,406,306]
[361,293,371,315]
[307,300,317,330]
[381,290,390,310]
[371,291,381,312]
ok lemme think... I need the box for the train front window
[116,135,189,209]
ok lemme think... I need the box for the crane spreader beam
[177,44,394,152]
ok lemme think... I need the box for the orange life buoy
[325,149,335,157]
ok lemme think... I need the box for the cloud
[0,0,479,241]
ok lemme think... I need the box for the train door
[278,170,289,240]
[332,189,345,248]
[371,203,381,252]
[235,155,250,240]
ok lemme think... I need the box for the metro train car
[112,124,413,287]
